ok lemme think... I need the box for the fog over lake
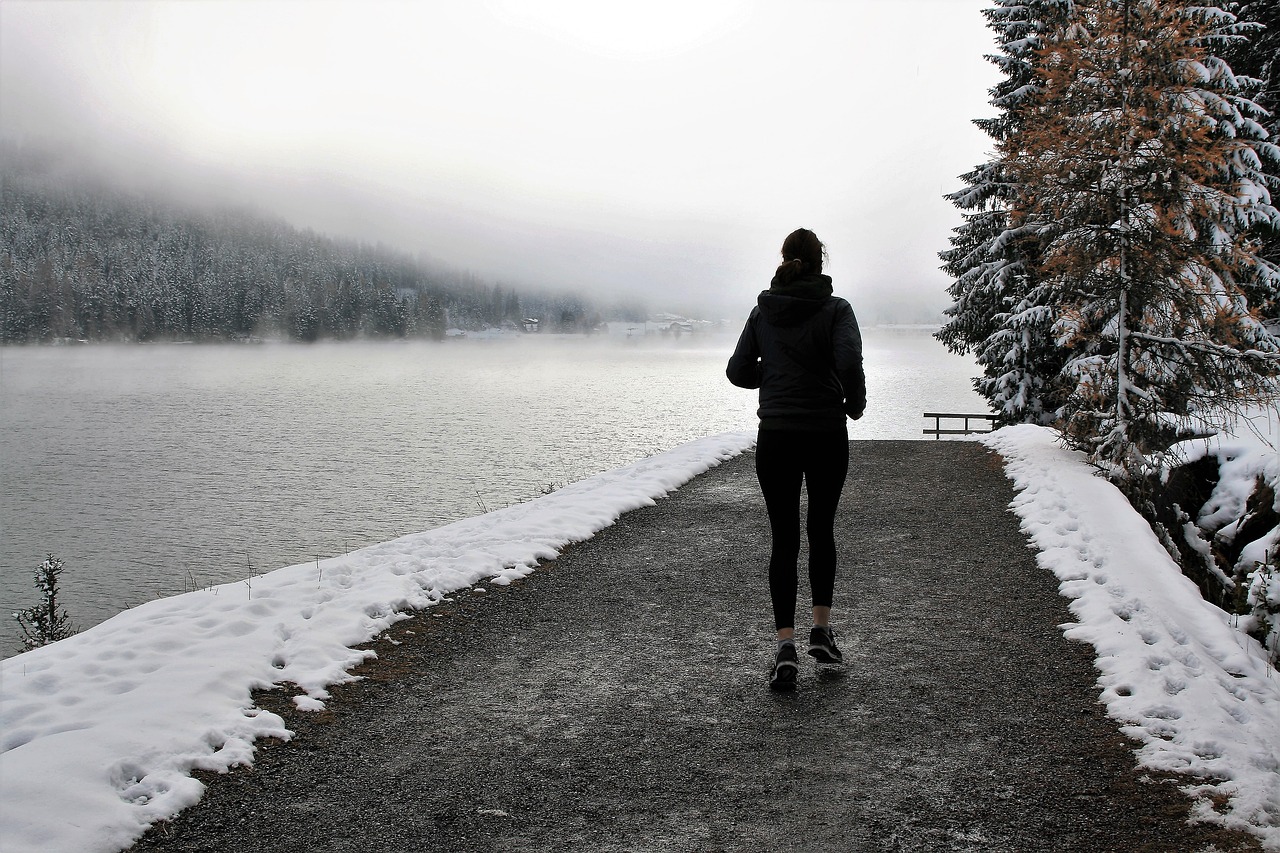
[0,330,985,654]
[0,1,999,322]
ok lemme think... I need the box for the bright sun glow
[485,0,747,59]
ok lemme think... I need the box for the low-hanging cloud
[0,0,999,321]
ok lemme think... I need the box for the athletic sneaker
[770,642,798,691]
[807,626,843,665]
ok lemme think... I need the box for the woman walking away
[726,228,865,692]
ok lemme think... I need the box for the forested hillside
[0,146,606,342]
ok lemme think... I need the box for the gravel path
[131,441,1261,852]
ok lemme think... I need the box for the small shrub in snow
[12,554,77,651]
[1246,549,1279,667]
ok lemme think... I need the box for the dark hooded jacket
[725,273,865,431]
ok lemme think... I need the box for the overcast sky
[0,0,1000,321]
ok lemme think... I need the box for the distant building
[648,314,711,336]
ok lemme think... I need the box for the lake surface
[0,329,985,655]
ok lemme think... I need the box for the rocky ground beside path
[131,441,1262,853]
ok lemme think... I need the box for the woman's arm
[726,311,763,389]
[833,301,866,419]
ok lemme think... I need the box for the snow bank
[0,431,755,853]
[985,425,1280,847]
[1173,417,1280,655]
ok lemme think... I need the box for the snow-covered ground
[1,426,1277,851]
[986,425,1279,847]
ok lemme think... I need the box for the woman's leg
[804,431,849,621]
[755,430,803,639]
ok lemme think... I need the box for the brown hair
[775,228,826,284]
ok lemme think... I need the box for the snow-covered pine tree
[1222,0,1280,324]
[13,554,76,650]
[938,0,1076,425]
[1007,0,1280,480]
[1223,1,1280,121]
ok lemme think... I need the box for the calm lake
[0,328,985,655]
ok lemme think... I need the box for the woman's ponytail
[774,257,805,284]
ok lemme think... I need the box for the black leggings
[755,428,849,632]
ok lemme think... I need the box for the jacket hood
[757,273,833,327]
